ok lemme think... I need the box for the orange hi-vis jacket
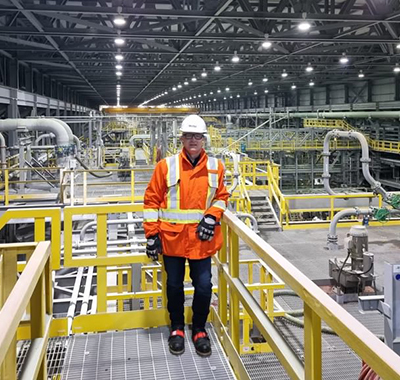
[143,149,229,260]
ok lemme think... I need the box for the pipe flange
[360,157,371,163]
[321,173,331,179]
[327,234,338,242]
[321,152,330,157]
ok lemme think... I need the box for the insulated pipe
[322,130,389,200]
[0,132,6,170]
[35,133,55,146]
[0,119,73,146]
[67,267,84,334]
[226,152,240,194]
[204,111,400,119]
[80,266,94,316]
[79,218,144,241]
[327,207,400,249]
[73,135,81,152]
[129,134,150,145]
[236,213,259,233]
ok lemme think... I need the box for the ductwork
[322,129,389,200]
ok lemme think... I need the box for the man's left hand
[197,215,216,241]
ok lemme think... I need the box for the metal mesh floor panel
[61,324,235,380]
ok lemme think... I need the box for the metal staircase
[250,194,281,231]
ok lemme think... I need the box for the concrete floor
[258,224,400,290]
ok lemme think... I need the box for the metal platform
[60,324,236,380]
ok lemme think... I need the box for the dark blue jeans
[163,255,212,331]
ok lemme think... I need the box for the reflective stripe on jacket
[143,149,229,259]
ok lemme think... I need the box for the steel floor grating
[61,324,236,380]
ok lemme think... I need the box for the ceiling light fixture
[264,89,269,93]
[306,62,314,72]
[394,64,400,73]
[236,94,240,98]
[298,21,311,31]
[115,64,123,70]
[214,61,221,71]
[172,86,177,91]
[262,35,272,49]
[358,70,365,78]
[116,71,122,76]
[309,81,315,86]
[248,80,253,86]
[340,53,349,64]
[177,83,182,88]
[115,54,124,61]
[291,84,297,89]
[184,79,189,85]
[217,89,221,93]
[281,69,288,78]
[201,68,207,77]
[232,51,240,63]
[225,87,230,91]
[114,38,125,45]
[191,74,197,82]
[113,17,126,26]
[262,76,268,82]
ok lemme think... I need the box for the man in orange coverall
[143,114,229,357]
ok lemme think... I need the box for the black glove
[197,215,216,241]
[146,234,162,261]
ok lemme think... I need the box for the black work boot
[192,329,211,357]
[168,329,185,355]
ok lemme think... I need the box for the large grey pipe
[0,132,6,170]
[203,111,400,119]
[0,119,73,146]
[35,133,55,146]
[322,129,389,200]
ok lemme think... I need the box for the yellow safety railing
[214,210,400,380]
[264,161,400,229]
[304,119,400,155]
[0,205,399,378]
[0,241,52,380]
[61,204,284,343]
[0,207,61,270]
[0,167,61,205]
[60,168,153,205]
[246,139,359,151]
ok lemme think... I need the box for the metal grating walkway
[61,324,236,380]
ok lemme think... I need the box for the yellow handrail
[0,241,52,380]
[217,210,400,380]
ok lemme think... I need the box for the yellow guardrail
[264,161,400,229]
[246,139,359,151]
[0,241,52,380]
[217,210,400,379]
[0,167,61,206]
[0,205,399,378]
[304,119,400,155]
[60,168,153,205]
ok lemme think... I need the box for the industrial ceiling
[0,0,399,107]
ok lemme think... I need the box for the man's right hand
[146,234,162,261]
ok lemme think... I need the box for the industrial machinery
[329,225,375,296]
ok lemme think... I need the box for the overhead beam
[1,5,400,23]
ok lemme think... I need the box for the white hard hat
[180,115,207,134]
